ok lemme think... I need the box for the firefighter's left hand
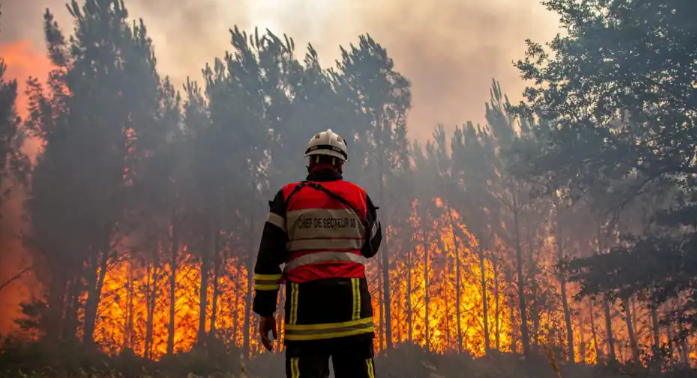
[259,316,277,351]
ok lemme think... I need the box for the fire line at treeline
[59,198,655,364]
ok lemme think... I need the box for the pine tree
[337,35,411,350]
[24,0,163,345]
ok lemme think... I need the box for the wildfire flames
[55,198,650,364]
[85,254,257,357]
[0,40,687,366]
[0,39,51,334]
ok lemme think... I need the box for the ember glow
[0,39,52,121]
[58,196,666,364]
[0,4,694,369]
[0,39,51,334]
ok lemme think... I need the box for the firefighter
[252,129,382,378]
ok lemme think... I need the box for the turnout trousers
[285,337,376,378]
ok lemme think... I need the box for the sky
[0,0,561,332]
[1,0,561,139]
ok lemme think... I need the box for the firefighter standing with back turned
[252,129,382,378]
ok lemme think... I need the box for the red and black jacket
[252,169,382,342]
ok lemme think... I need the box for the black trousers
[285,337,375,378]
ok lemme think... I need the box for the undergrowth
[1,337,696,378]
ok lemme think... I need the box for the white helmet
[304,129,348,162]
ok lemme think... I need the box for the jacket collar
[306,169,342,182]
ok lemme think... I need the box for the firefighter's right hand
[259,316,277,351]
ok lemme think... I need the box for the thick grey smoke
[1,0,559,140]
[0,0,560,332]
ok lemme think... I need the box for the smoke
[0,0,559,332]
[0,38,49,333]
[1,0,559,140]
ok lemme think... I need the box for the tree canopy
[1,0,697,376]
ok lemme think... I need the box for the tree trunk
[144,261,153,358]
[676,299,689,365]
[579,316,586,364]
[666,319,675,363]
[243,216,257,356]
[589,299,600,361]
[494,256,500,350]
[512,188,530,359]
[421,224,430,352]
[45,272,69,341]
[376,245,384,351]
[443,241,451,349]
[446,206,464,354]
[166,216,179,355]
[145,257,160,360]
[396,279,402,344]
[624,298,639,364]
[377,140,392,352]
[650,296,660,351]
[209,228,222,347]
[243,260,253,355]
[631,298,638,336]
[603,298,616,362]
[597,223,615,362]
[65,274,81,340]
[509,294,517,353]
[478,244,490,354]
[381,242,392,351]
[527,232,540,348]
[197,227,211,346]
[407,245,414,342]
[232,271,239,345]
[557,221,575,363]
[208,263,220,346]
[83,243,110,345]
[124,265,134,350]
[531,284,540,347]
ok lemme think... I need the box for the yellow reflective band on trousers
[289,283,299,325]
[367,358,375,378]
[284,251,366,272]
[290,357,300,378]
[284,317,374,341]
[351,278,360,320]
[254,273,282,291]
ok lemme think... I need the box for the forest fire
[72,198,616,364]
[3,190,676,366]
[86,253,261,359]
[1,39,52,120]
[3,1,697,377]
[0,39,51,334]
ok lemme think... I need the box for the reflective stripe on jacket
[251,169,382,342]
[281,179,368,283]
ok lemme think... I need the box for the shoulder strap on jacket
[284,181,371,251]
[284,181,366,222]
[304,182,365,219]
[283,181,308,208]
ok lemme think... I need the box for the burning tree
[3,0,696,375]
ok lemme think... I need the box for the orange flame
[0,40,687,365]
[0,39,52,334]
[63,197,683,365]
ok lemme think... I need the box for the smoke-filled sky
[1,0,560,139]
[0,0,560,332]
